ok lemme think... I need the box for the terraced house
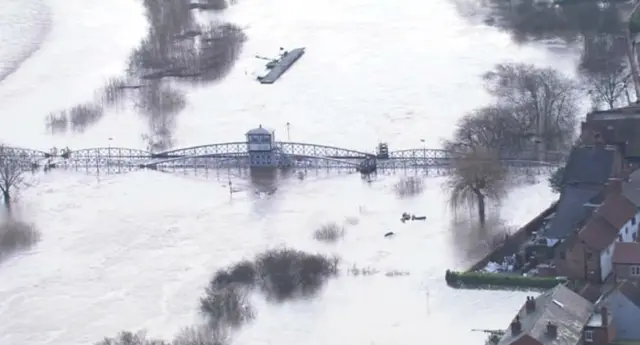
[531,143,640,282]
[496,285,613,345]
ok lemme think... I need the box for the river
[0,0,574,344]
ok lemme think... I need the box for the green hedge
[445,270,566,289]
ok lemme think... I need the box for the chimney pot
[546,322,558,337]
[525,296,536,313]
[601,306,609,326]
[511,316,522,335]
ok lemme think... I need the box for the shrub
[210,260,256,290]
[385,270,409,277]
[68,103,104,132]
[45,112,69,134]
[173,325,229,345]
[95,331,169,345]
[347,265,378,276]
[199,285,254,328]
[254,248,340,301]
[312,222,345,243]
[445,270,566,289]
[0,220,40,260]
[393,176,424,198]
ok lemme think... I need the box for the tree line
[443,59,628,226]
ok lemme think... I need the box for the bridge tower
[246,125,277,167]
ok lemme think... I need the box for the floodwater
[0,0,573,344]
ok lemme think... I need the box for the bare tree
[445,105,530,156]
[446,148,507,226]
[580,34,632,109]
[584,64,630,110]
[173,325,228,345]
[0,146,29,213]
[482,63,580,158]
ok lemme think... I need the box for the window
[634,232,637,241]
[633,216,637,226]
[626,227,629,234]
[619,234,624,242]
[631,266,640,276]
[584,330,593,343]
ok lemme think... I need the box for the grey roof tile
[544,187,600,239]
[497,284,594,345]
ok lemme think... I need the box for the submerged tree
[482,63,580,157]
[0,146,29,213]
[446,148,507,226]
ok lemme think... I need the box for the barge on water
[257,47,305,84]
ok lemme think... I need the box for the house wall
[614,263,640,282]
[600,242,615,282]
[605,291,640,340]
[555,236,601,282]
[619,213,640,242]
[585,324,615,345]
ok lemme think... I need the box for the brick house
[612,242,640,282]
[496,284,613,345]
[554,188,638,283]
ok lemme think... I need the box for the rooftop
[583,110,640,158]
[622,169,640,206]
[246,125,273,135]
[497,285,594,345]
[578,215,617,251]
[614,280,640,309]
[561,146,616,187]
[595,194,637,230]
[612,242,640,265]
[544,186,600,239]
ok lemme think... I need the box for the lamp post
[107,137,113,172]
[286,122,291,141]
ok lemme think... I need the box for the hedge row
[445,270,566,289]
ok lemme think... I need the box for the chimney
[605,178,622,195]
[601,306,609,327]
[546,322,558,338]
[511,315,522,335]
[525,296,536,313]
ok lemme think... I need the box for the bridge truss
[0,142,564,176]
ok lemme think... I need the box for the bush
[210,260,256,290]
[444,270,566,289]
[0,220,40,260]
[347,265,378,276]
[393,176,424,198]
[173,325,229,345]
[199,285,254,328]
[312,223,345,243]
[254,248,340,301]
[95,331,169,345]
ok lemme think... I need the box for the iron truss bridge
[0,142,565,175]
